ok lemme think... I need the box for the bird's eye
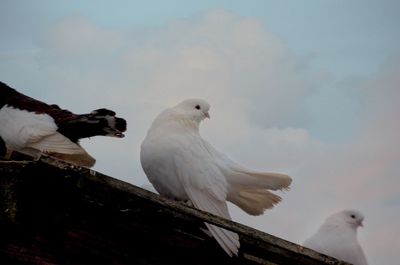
[351,214,356,219]
[195,105,201,110]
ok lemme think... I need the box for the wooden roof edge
[0,157,351,265]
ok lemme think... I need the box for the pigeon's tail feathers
[228,189,282,216]
[26,132,96,167]
[205,223,239,257]
[225,169,291,215]
[230,169,292,191]
[27,132,86,154]
[58,108,127,142]
[205,141,292,190]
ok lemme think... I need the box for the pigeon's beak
[204,112,210,119]
[358,220,364,227]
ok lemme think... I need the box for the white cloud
[42,16,124,59]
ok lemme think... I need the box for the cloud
[35,10,315,125]
[30,9,318,178]
[41,16,124,60]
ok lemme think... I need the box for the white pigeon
[140,99,292,257]
[303,210,369,265]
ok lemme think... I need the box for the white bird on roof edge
[140,98,292,257]
[303,210,369,265]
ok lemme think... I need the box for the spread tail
[25,132,96,167]
[232,169,292,191]
[227,170,292,216]
[228,189,282,216]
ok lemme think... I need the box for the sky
[1,1,399,264]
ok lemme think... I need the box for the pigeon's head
[328,210,365,229]
[89,108,127,138]
[173,99,210,124]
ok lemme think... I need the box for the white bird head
[172,98,211,124]
[326,210,365,230]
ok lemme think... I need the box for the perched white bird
[140,99,292,257]
[303,210,369,265]
[0,81,127,167]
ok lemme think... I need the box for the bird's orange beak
[204,112,210,119]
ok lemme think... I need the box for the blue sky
[2,0,399,142]
[2,0,399,74]
[1,1,399,264]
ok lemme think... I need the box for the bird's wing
[201,139,291,215]
[202,139,291,190]
[173,135,239,256]
[0,106,58,149]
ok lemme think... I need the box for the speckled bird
[0,81,127,167]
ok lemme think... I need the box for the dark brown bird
[0,81,127,167]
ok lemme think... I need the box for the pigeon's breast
[140,134,189,200]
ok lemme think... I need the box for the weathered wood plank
[0,157,351,265]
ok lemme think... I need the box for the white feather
[0,105,57,150]
[27,132,86,154]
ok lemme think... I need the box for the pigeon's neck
[321,222,358,237]
[170,109,201,133]
[152,110,200,135]
[176,118,200,134]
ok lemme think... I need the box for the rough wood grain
[0,156,351,265]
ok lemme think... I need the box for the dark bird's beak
[204,112,210,119]
[358,220,364,227]
[104,128,125,138]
